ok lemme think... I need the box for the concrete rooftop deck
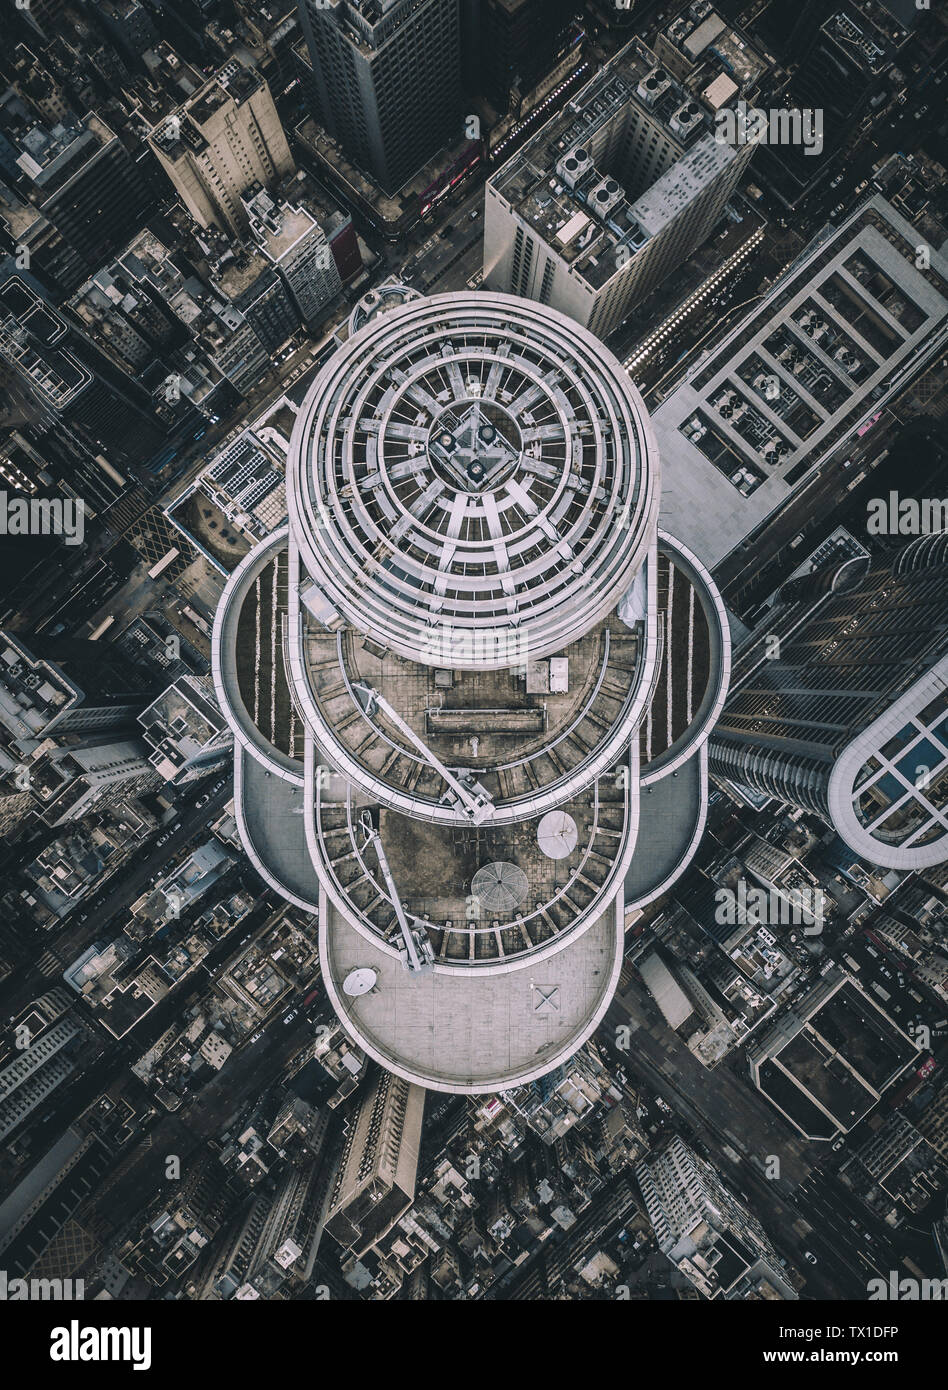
[319,890,624,1093]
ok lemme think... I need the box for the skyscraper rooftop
[212,290,727,1092]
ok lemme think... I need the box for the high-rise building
[24,738,156,825]
[0,1010,86,1142]
[0,630,154,753]
[201,1144,332,1298]
[149,62,294,238]
[476,0,578,114]
[210,290,729,1093]
[138,677,232,786]
[710,537,948,871]
[297,0,462,195]
[244,186,344,330]
[2,111,154,287]
[0,1126,112,1278]
[649,196,948,579]
[324,1070,425,1258]
[0,266,174,491]
[759,5,906,209]
[96,0,159,61]
[636,1136,796,1299]
[484,44,757,336]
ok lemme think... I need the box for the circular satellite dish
[537,810,578,860]
[343,967,378,997]
[471,861,529,913]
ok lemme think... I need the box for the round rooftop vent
[537,810,579,861]
[472,861,529,913]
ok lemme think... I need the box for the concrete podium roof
[319,890,625,1093]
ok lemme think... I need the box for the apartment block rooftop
[11,111,115,193]
[489,41,735,293]
[150,59,264,162]
[0,632,81,747]
[138,676,228,781]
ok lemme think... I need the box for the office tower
[0,1127,112,1278]
[244,187,343,330]
[710,537,948,870]
[25,738,156,825]
[324,1070,425,1257]
[636,1136,796,1299]
[201,1133,332,1299]
[297,0,462,195]
[650,195,948,578]
[13,0,69,45]
[791,6,896,141]
[477,0,578,114]
[0,266,173,490]
[0,1010,86,1142]
[226,265,299,357]
[0,631,153,753]
[5,112,154,286]
[484,46,757,337]
[138,677,232,786]
[760,5,903,208]
[149,62,294,238]
[746,970,920,1139]
[96,0,159,61]
[211,290,728,1092]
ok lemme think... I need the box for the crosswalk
[36,948,62,978]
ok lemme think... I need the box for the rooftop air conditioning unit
[637,68,671,106]
[556,145,592,189]
[587,177,623,215]
[670,101,703,136]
